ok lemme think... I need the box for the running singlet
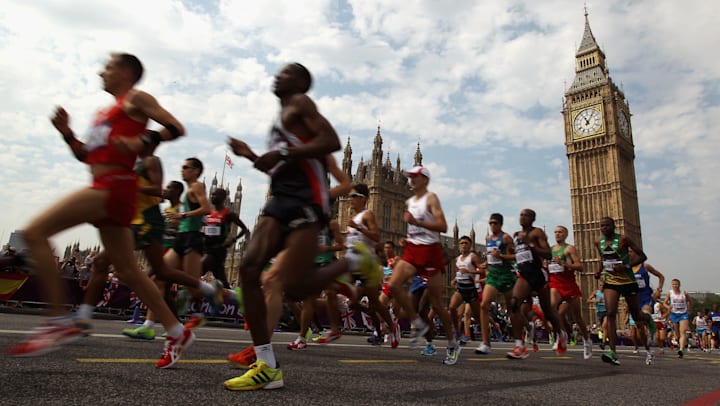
[346,210,374,249]
[513,229,543,274]
[405,193,439,245]
[598,233,635,285]
[455,254,474,284]
[695,315,708,331]
[266,115,329,215]
[632,263,652,291]
[178,194,202,233]
[131,158,162,224]
[84,93,147,170]
[204,207,230,247]
[548,244,575,283]
[709,311,720,329]
[486,233,513,273]
[669,291,688,314]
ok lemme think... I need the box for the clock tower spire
[562,10,642,323]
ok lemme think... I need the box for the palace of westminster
[48,13,641,325]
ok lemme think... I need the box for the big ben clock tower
[563,11,643,322]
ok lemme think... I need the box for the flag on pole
[225,153,233,169]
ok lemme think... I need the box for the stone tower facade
[337,127,416,246]
[562,11,642,323]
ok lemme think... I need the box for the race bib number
[548,263,564,274]
[84,123,111,151]
[487,248,502,265]
[636,278,646,289]
[603,260,621,272]
[204,225,221,236]
[516,249,532,264]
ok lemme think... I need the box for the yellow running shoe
[224,361,284,391]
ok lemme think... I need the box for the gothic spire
[342,136,353,178]
[413,142,423,166]
[372,125,383,165]
[577,7,599,55]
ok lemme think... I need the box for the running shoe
[183,314,206,330]
[601,349,620,365]
[390,322,400,349]
[6,323,83,357]
[49,314,92,337]
[351,242,382,287]
[474,342,491,355]
[287,339,308,350]
[645,351,654,365]
[443,344,461,365]
[458,335,470,346]
[315,331,341,344]
[658,348,665,355]
[551,340,559,351]
[632,348,639,355]
[421,342,437,356]
[506,345,529,360]
[409,319,430,348]
[583,340,593,360]
[156,328,195,369]
[122,325,156,340]
[304,327,313,343]
[228,345,256,367]
[678,349,684,358]
[556,331,568,355]
[223,361,284,391]
[532,343,539,353]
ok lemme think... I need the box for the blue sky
[1,1,718,292]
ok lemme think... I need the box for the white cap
[403,166,430,179]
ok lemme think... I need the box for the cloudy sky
[1,1,718,292]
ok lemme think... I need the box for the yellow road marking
[77,358,229,364]
[338,359,417,364]
[540,356,572,360]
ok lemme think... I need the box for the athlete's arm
[587,291,597,303]
[358,211,381,243]
[130,91,185,141]
[564,244,583,272]
[223,213,250,248]
[645,263,665,299]
[227,138,259,163]
[531,229,552,260]
[51,107,87,162]
[593,238,603,279]
[621,235,647,266]
[326,154,351,199]
[139,156,163,197]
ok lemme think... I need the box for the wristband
[165,124,181,139]
[141,130,162,147]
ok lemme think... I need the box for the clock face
[573,107,603,137]
[617,110,630,137]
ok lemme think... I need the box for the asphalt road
[0,312,718,406]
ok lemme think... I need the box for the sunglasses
[488,221,499,225]
[349,192,366,198]
[182,165,196,170]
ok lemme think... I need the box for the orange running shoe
[228,345,257,367]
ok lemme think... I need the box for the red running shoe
[228,345,256,367]
[315,330,342,344]
[506,345,529,360]
[6,324,82,357]
[156,328,195,369]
